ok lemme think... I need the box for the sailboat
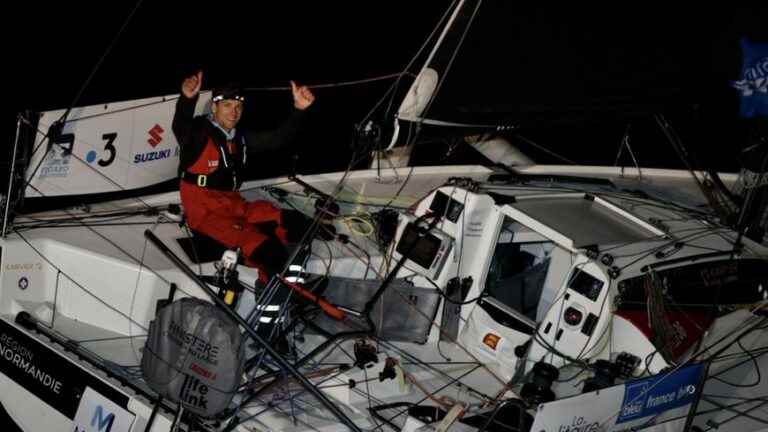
[3,1,768,431]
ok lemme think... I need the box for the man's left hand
[291,81,315,110]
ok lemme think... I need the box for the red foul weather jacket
[171,93,306,266]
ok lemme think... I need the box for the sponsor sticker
[482,333,501,351]
[0,318,129,419]
[616,363,702,424]
[5,262,43,271]
[73,387,135,432]
[39,145,72,178]
[133,149,172,164]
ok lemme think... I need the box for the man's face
[211,99,243,132]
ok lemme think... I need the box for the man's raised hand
[181,71,203,99]
[291,80,315,110]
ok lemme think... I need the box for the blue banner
[616,363,704,424]
[733,38,768,118]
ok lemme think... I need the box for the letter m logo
[91,405,115,432]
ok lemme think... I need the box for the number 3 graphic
[99,133,117,167]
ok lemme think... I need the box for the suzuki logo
[147,124,164,147]
[91,405,115,431]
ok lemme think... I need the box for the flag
[733,37,768,118]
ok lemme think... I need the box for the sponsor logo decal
[147,124,164,147]
[88,133,118,167]
[90,405,115,431]
[133,149,172,164]
[556,416,600,432]
[40,139,72,178]
[180,376,210,411]
[164,319,220,365]
[616,363,702,424]
[0,331,63,395]
[190,362,218,381]
[73,387,134,432]
[5,262,43,271]
[134,126,172,163]
[18,277,29,290]
[0,319,130,420]
[482,333,501,351]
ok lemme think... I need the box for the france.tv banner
[530,363,704,432]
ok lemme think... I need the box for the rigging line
[707,337,768,361]
[15,0,147,222]
[701,398,768,431]
[61,0,146,121]
[615,227,729,271]
[709,339,763,388]
[609,226,726,259]
[376,264,508,387]
[708,346,768,364]
[454,188,470,282]
[514,134,578,165]
[604,310,768,431]
[363,365,385,432]
[52,270,60,328]
[14,229,149,332]
[407,0,485,149]
[181,222,203,276]
[359,0,460,124]
[482,179,714,218]
[19,206,160,220]
[654,114,720,213]
[22,183,178,287]
[382,167,415,209]
[3,115,23,236]
[58,96,178,124]
[372,338,490,401]
[376,364,482,432]
[18,212,150,226]
[14,210,172,228]
[244,72,411,91]
[129,224,157,367]
[694,310,768,364]
[240,397,326,432]
[614,124,644,178]
[13,221,178,230]
[74,334,148,343]
[238,360,376,429]
[18,122,157,213]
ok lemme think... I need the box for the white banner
[531,364,703,432]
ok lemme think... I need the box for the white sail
[23,91,212,198]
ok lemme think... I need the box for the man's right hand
[181,71,203,98]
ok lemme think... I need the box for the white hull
[2,164,768,431]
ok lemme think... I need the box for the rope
[244,72,410,91]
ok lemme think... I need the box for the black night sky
[5,2,768,176]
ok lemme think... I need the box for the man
[172,70,315,280]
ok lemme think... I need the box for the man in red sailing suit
[172,71,315,280]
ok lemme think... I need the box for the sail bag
[141,297,245,417]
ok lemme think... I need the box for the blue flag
[733,38,768,118]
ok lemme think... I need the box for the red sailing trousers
[180,180,288,270]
